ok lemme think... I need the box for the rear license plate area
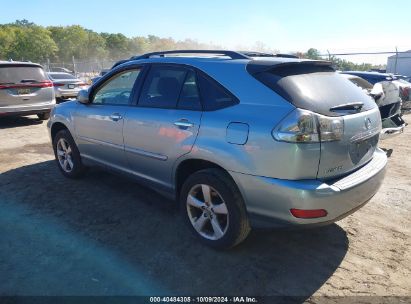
[17,88,31,95]
[349,134,379,165]
[68,84,75,89]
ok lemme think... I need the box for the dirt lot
[0,115,410,299]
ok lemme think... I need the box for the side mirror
[77,89,90,104]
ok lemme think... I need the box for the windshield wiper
[0,82,15,85]
[330,102,364,112]
[20,79,40,83]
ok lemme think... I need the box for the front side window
[138,65,187,108]
[92,69,141,105]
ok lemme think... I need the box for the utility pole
[72,56,76,76]
[394,47,398,74]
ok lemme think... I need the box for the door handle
[174,119,194,129]
[110,113,123,121]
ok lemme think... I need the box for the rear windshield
[49,73,76,80]
[249,63,376,116]
[0,66,47,83]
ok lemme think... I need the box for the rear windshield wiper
[20,79,40,83]
[330,102,364,112]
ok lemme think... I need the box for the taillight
[53,83,65,87]
[290,208,328,218]
[37,80,53,88]
[273,108,344,143]
[0,80,53,89]
[400,86,410,100]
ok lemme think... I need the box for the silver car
[0,61,55,120]
[48,72,88,102]
[48,50,387,248]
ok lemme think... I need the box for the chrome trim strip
[124,146,168,161]
[78,135,124,151]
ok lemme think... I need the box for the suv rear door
[0,64,54,108]
[123,64,202,189]
[249,60,381,180]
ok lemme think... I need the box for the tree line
[0,20,379,71]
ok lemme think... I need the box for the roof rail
[131,50,250,60]
[239,51,299,59]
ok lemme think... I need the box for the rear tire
[53,129,86,179]
[37,112,50,120]
[180,168,251,249]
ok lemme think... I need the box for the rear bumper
[230,148,387,228]
[0,101,55,116]
[55,88,81,99]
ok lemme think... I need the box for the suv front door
[123,64,202,190]
[74,67,142,169]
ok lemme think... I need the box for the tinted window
[49,73,76,80]
[139,66,187,108]
[349,77,373,90]
[177,70,201,110]
[93,69,140,105]
[0,66,47,83]
[197,73,237,110]
[249,63,376,117]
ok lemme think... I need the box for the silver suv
[0,61,55,120]
[47,50,387,248]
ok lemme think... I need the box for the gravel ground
[0,115,410,299]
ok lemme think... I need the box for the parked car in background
[341,71,411,111]
[48,50,387,248]
[342,71,397,85]
[49,67,73,74]
[341,73,406,139]
[48,72,88,103]
[0,61,55,120]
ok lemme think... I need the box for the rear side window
[197,73,238,111]
[249,62,376,116]
[0,66,47,83]
[49,73,76,80]
[139,65,187,109]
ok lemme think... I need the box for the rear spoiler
[246,60,334,75]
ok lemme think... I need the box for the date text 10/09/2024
[149,297,258,303]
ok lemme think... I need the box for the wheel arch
[51,122,70,142]
[174,158,238,200]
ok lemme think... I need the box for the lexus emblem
[365,117,372,130]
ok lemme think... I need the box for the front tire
[180,168,251,249]
[53,129,85,178]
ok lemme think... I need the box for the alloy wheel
[186,184,229,240]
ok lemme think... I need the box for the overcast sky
[1,0,410,64]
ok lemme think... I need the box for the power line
[320,51,411,56]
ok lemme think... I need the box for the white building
[386,51,411,76]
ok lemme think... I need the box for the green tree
[48,25,89,61]
[7,25,57,62]
[304,48,322,60]
[101,33,130,60]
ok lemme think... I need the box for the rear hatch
[248,59,381,179]
[0,64,54,107]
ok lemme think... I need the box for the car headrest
[157,77,180,96]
